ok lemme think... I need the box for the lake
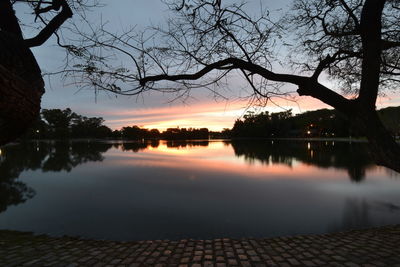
[0,140,399,241]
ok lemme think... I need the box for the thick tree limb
[358,0,386,109]
[140,58,305,86]
[382,40,400,50]
[0,0,24,39]
[338,0,360,29]
[0,64,42,145]
[24,0,73,48]
[140,57,352,113]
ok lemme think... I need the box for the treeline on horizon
[22,108,209,140]
[23,106,400,140]
[230,107,400,139]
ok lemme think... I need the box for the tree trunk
[0,31,44,146]
[352,107,400,173]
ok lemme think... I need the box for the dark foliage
[23,108,113,139]
[231,107,400,139]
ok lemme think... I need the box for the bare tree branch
[24,0,73,47]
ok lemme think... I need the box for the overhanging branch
[140,58,306,86]
[24,0,73,48]
[140,57,352,113]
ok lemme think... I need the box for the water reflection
[0,141,112,212]
[0,140,399,241]
[340,198,370,230]
[42,141,112,172]
[0,140,383,214]
[0,139,384,214]
[166,140,209,148]
[230,140,374,182]
[329,198,400,233]
[120,142,150,152]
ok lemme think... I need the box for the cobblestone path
[1,225,400,266]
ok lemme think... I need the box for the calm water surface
[0,140,399,241]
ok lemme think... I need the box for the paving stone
[0,225,399,266]
[227,259,238,265]
[192,255,202,262]
[180,257,190,263]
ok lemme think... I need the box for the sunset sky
[16,0,400,131]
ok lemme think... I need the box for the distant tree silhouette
[42,108,75,138]
[71,115,112,138]
[231,107,397,139]
[161,128,209,140]
[24,108,113,139]
[24,106,398,142]
[120,126,209,140]
[378,106,400,137]
[121,126,148,140]
[232,111,293,138]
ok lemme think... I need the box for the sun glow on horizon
[103,97,333,131]
[101,94,400,132]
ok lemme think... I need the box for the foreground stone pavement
[1,225,400,266]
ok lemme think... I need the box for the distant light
[307,130,311,135]
[0,149,2,156]
[36,130,40,133]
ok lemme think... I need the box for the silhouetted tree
[23,108,112,139]
[42,108,75,138]
[378,106,400,137]
[149,129,161,139]
[0,0,97,145]
[64,0,400,172]
[161,127,209,140]
[71,115,112,138]
[22,116,49,139]
[122,126,147,140]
